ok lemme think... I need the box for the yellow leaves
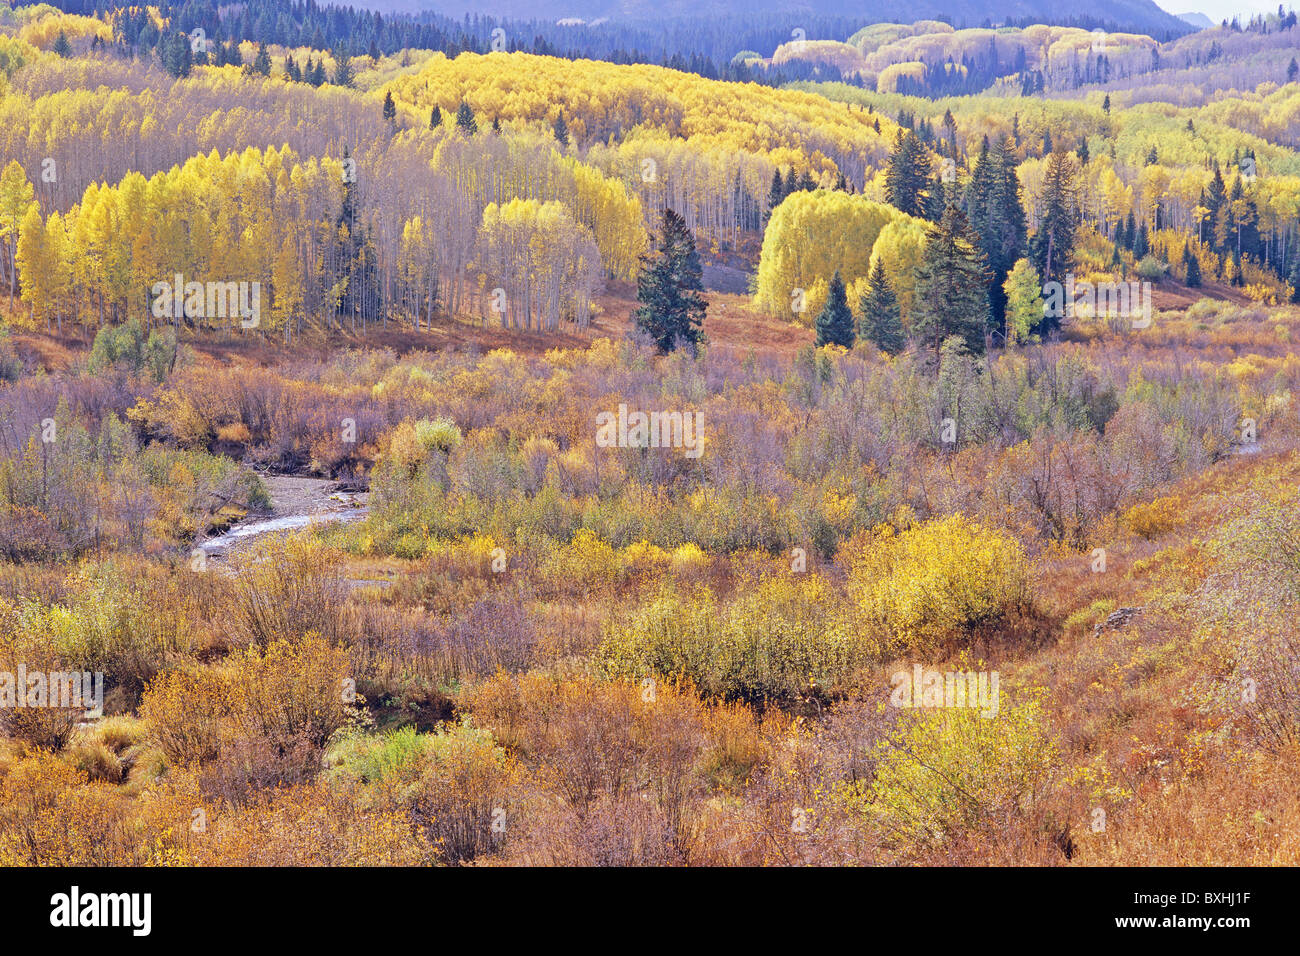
[1122,496,1183,541]
[863,692,1058,849]
[139,635,351,769]
[17,12,111,51]
[754,190,906,319]
[669,541,708,572]
[846,514,1031,654]
[477,197,600,330]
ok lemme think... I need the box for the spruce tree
[52,31,71,57]
[858,258,905,354]
[1183,242,1202,287]
[1028,149,1079,331]
[923,171,948,222]
[333,47,354,87]
[815,271,855,348]
[963,136,1028,335]
[1133,222,1150,259]
[430,106,442,129]
[634,209,707,353]
[912,204,990,358]
[456,100,477,135]
[382,91,396,122]
[764,169,784,223]
[885,129,930,217]
[553,114,569,147]
[161,32,193,77]
[252,42,271,77]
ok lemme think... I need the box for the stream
[198,475,369,555]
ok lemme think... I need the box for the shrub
[598,574,874,707]
[846,515,1031,654]
[856,694,1058,851]
[1135,255,1167,281]
[139,636,350,771]
[328,720,521,863]
[1121,495,1182,540]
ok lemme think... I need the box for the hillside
[2,0,1300,906]
[351,0,1193,37]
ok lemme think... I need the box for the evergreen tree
[1289,56,1298,82]
[1102,93,1111,114]
[1077,138,1090,165]
[885,129,930,217]
[333,47,354,86]
[1229,249,1244,286]
[764,169,784,223]
[858,258,905,354]
[1183,242,1202,287]
[634,209,707,353]
[814,270,854,348]
[1133,222,1150,259]
[797,170,817,191]
[430,106,442,129]
[382,91,396,122]
[1289,253,1300,302]
[1028,149,1079,332]
[965,136,1027,336]
[782,168,797,200]
[553,114,569,147]
[160,32,193,78]
[252,42,271,77]
[923,171,948,222]
[456,101,477,135]
[492,116,501,133]
[1204,163,1227,248]
[52,31,71,57]
[912,204,990,358]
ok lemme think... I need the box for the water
[199,491,367,552]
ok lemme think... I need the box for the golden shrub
[846,514,1031,654]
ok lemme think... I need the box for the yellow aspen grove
[0,158,35,314]
[755,190,901,319]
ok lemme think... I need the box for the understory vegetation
[2,2,1300,867]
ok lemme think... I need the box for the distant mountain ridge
[357,0,1193,39]
[1177,11,1216,29]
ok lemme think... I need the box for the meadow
[1,2,1298,867]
